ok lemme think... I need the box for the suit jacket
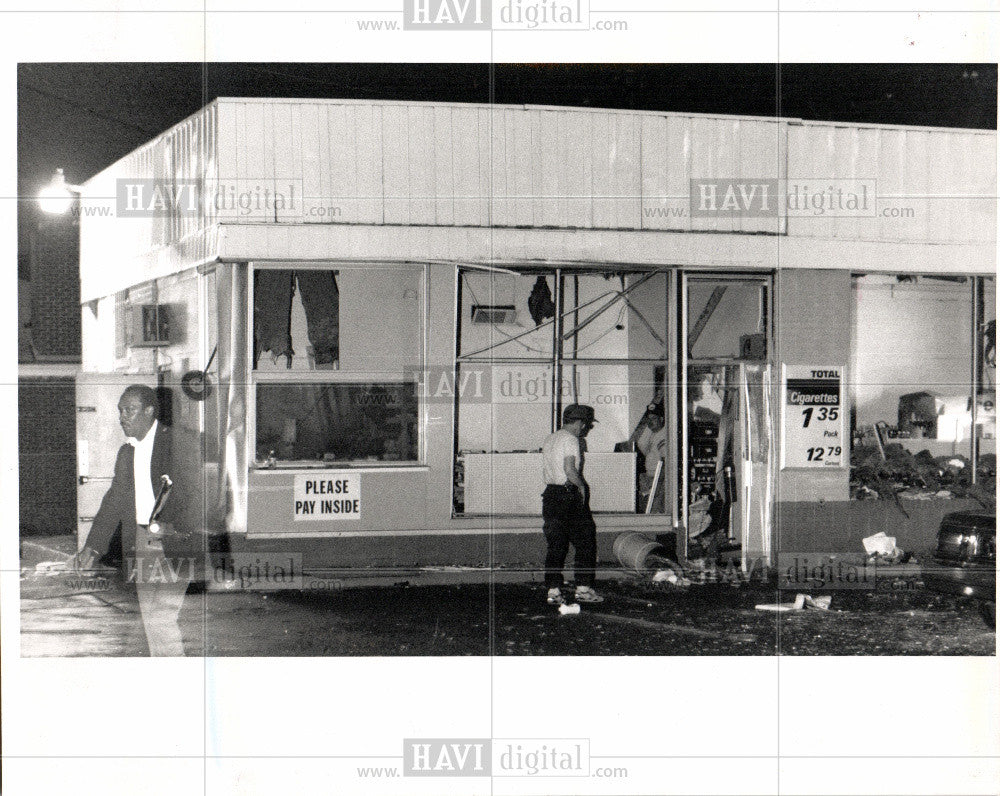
[86,424,203,560]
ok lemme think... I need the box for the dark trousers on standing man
[542,483,597,588]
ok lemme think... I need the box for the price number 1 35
[801,406,838,427]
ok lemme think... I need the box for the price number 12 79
[806,446,841,461]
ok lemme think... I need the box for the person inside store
[635,402,668,511]
[541,403,604,605]
[69,384,199,656]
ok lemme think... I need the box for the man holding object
[70,384,196,656]
[541,404,603,605]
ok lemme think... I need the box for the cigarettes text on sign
[781,366,845,469]
[293,473,361,521]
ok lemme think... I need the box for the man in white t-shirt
[541,404,603,605]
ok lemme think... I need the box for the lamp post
[38,168,83,215]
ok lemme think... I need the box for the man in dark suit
[71,384,199,656]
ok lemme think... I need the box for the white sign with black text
[293,472,361,520]
[781,365,845,469]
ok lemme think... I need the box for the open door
[736,362,773,573]
[681,274,773,572]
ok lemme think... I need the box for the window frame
[248,261,427,469]
[848,271,995,491]
[453,265,673,517]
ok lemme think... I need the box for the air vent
[471,305,517,324]
[130,303,171,347]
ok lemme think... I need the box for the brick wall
[19,217,82,537]
[29,218,80,360]
[19,379,77,536]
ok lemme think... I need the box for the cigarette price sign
[781,365,845,469]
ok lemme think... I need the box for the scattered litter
[756,594,805,612]
[652,569,693,587]
[755,603,799,613]
[862,532,898,556]
[756,593,833,612]
[558,603,581,615]
[34,561,70,575]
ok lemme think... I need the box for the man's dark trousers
[542,484,597,588]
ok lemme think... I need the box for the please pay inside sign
[293,473,361,520]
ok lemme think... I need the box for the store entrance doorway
[681,276,773,573]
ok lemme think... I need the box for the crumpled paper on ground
[755,594,832,612]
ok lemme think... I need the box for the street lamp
[38,168,82,215]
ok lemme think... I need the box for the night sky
[17,62,997,272]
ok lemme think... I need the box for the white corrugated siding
[787,121,996,244]
[214,100,788,235]
[80,103,218,301]
[80,98,995,300]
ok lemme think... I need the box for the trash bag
[527,276,555,326]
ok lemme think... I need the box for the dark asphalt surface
[20,538,995,656]
[23,574,994,657]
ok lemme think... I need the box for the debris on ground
[558,603,580,615]
[861,531,917,565]
[34,561,71,575]
[862,531,898,557]
[850,443,996,503]
[756,593,833,612]
[804,595,832,610]
[652,569,693,587]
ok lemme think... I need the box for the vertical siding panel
[790,124,835,240]
[925,132,952,243]
[490,107,512,226]
[383,105,412,224]
[353,104,383,225]
[478,107,492,226]
[906,130,930,242]
[590,111,613,228]
[184,120,195,239]
[408,105,436,225]
[737,121,781,235]
[510,108,534,227]
[538,111,564,227]
[527,110,544,226]
[614,113,641,230]
[202,103,216,227]
[450,107,480,226]
[686,116,707,232]
[262,101,277,188]
[324,103,346,222]
[665,115,692,232]
[829,126,860,241]
[640,114,668,231]
[272,103,296,222]
[215,101,238,227]
[853,126,880,241]
[298,102,322,223]
[240,103,268,226]
[564,112,592,227]
[970,133,996,243]
[689,117,723,233]
[329,103,351,223]
[877,129,906,243]
[432,106,455,225]
[814,125,838,240]
[950,132,975,244]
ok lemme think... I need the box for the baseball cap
[562,404,597,424]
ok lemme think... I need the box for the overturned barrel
[614,531,669,573]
